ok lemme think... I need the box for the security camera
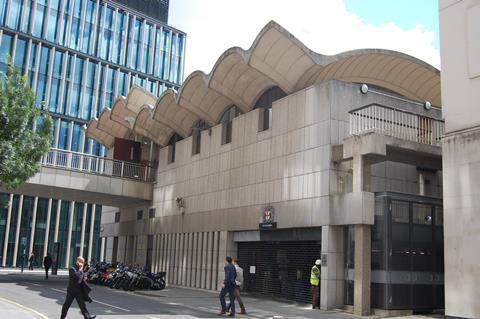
[425,215,432,222]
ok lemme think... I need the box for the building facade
[439,0,480,318]
[91,22,444,315]
[0,0,186,269]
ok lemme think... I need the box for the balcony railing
[349,104,444,146]
[40,148,156,182]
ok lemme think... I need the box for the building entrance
[238,239,321,304]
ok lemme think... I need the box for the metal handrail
[40,148,156,182]
[349,103,444,146]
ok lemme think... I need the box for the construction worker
[310,259,321,309]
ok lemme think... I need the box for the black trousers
[219,285,235,314]
[61,290,91,319]
[45,267,50,279]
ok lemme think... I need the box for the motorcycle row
[86,262,167,291]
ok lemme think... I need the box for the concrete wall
[440,1,480,317]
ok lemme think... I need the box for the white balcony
[349,104,444,146]
[40,148,155,182]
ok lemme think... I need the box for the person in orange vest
[310,259,321,309]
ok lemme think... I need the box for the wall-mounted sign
[250,266,256,274]
[259,206,277,230]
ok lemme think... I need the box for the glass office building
[0,0,185,268]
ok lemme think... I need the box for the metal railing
[40,148,156,182]
[349,103,444,146]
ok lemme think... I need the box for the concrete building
[89,21,444,315]
[0,0,186,269]
[440,1,480,318]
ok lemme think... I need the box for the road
[0,271,358,319]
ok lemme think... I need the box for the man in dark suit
[60,256,96,319]
[219,256,236,317]
[43,253,52,280]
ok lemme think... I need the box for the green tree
[0,59,52,190]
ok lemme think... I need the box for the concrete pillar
[185,233,192,286]
[320,226,344,310]
[43,198,53,258]
[217,231,237,290]
[12,195,24,267]
[53,200,61,242]
[79,203,88,257]
[100,237,105,262]
[353,224,371,316]
[2,194,14,267]
[193,232,201,288]
[174,233,180,284]
[166,234,173,284]
[28,197,39,256]
[201,232,208,289]
[87,204,95,262]
[65,201,75,268]
[181,233,187,286]
[212,231,219,290]
[352,155,371,192]
[206,232,213,289]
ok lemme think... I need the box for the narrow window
[167,133,182,163]
[220,106,241,145]
[114,212,120,223]
[136,210,143,220]
[254,86,286,131]
[191,120,209,155]
[148,208,156,218]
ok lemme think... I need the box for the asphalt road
[0,271,358,319]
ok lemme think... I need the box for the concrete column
[159,234,165,272]
[2,194,14,267]
[87,204,96,262]
[206,232,213,290]
[28,197,38,256]
[53,200,61,242]
[176,233,181,285]
[12,195,24,267]
[217,231,237,290]
[79,203,88,257]
[43,198,53,258]
[320,226,344,310]
[65,201,75,268]
[100,237,105,262]
[180,233,186,285]
[193,232,201,288]
[201,232,208,289]
[185,233,192,286]
[353,224,371,316]
[166,234,172,284]
[352,155,371,192]
[212,231,219,290]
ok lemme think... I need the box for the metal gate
[238,241,321,303]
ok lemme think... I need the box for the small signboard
[20,237,27,247]
[249,266,256,274]
[259,206,277,230]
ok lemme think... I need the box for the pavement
[0,269,443,319]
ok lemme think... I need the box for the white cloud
[169,0,440,78]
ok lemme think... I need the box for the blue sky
[344,0,439,50]
[170,0,441,76]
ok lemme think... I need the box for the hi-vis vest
[310,265,320,286]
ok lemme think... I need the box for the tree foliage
[0,59,52,190]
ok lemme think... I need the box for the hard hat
[315,259,321,266]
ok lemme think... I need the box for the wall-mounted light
[424,101,432,110]
[360,83,369,94]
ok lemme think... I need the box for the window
[148,208,156,218]
[220,106,241,145]
[114,212,120,223]
[136,210,143,220]
[46,0,61,42]
[32,0,47,38]
[254,86,286,131]
[167,133,182,163]
[191,120,209,155]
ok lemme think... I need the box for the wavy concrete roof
[87,21,441,148]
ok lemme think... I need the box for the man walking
[60,256,96,319]
[310,259,321,309]
[219,256,236,317]
[43,253,52,280]
[227,259,246,315]
[28,253,35,270]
